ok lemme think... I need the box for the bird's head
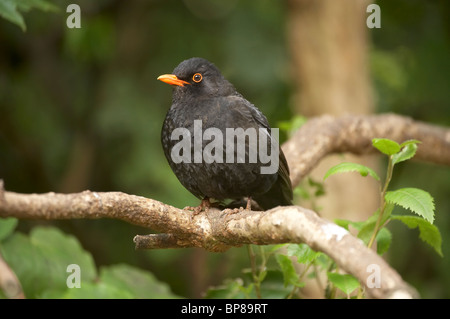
[157,57,236,99]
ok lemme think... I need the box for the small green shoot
[324,138,441,257]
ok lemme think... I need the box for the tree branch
[1,113,449,299]
[0,190,417,298]
[282,113,450,186]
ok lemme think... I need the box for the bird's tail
[253,174,293,210]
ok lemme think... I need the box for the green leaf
[327,272,360,296]
[334,218,361,231]
[356,205,393,245]
[376,227,392,255]
[259,270,298,298]
[0,0,26,31]
[294,186,310,200]
[0,218,18,241]
[391,139,421,165]
[277,115,307,137]
[0,227,181,299]
[357,220,376,245]
[52,281,135,299]
[334,219,351,230]
[238,270,295,298]
[391,215,443,257]
[324,162,380,181]
[336,208,388,233]
[382,202,394,222]
[98,264,179,299]
[385,188,435,223]
[335,218,369,235]
[268,243,288,253]
[259,270,297,298]
[258,269,268,282]
[392,143,418,165]
[237,282,255,297]
[0,0,58,31]
[372,138,401,155]
[400,139,422,148]
[314,253,333,272]
[275,254,299,287]
[286,243,322,264]
[335,207,392,255]
[308,178,326,197]
[0,226,97,298]
[16,0,58,12]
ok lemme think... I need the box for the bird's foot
[223,207,244,216]
[245,197,252,210]
[184,197,211,218]
[224,197,252,216]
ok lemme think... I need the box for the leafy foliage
[1,225,97,298]
[326,273,360,297]
[335,208,393,255]
[278,115,307,138]
[392,141,420,165]
[320,137,444,298]
[0,217,17,241]
[391,215,442,257]
[204,278,249,299]
[0,220,179,299]
[60,264,179,299]
[0,0,58,31]
[286,243,322,264]
[325,138,442,259]
[275,254,302,288]
[372,138,401,155]
[385,188,435,223]
[374,227,392,256]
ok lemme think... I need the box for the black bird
[158,57,292,212]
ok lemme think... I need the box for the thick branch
[282,114,450,186]
[0,190,416,298]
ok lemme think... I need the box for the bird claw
[183,205,208,215]
[224,198,253,216]
[245,197,252,210]
[184,198,211,220]
[223,207,244,216]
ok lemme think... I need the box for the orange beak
[157,74,190,87]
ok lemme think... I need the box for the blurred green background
[0,0,449,298]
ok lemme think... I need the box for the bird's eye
[192,73,203,83]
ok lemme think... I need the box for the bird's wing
[224,96,293,207]
[224,95,289,171]
[225,95,272,129]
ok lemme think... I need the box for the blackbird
[158,57,293,211]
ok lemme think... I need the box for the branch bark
[1,114,449,298]
[282,113,450,186]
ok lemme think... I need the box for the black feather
[160,57,293,210]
